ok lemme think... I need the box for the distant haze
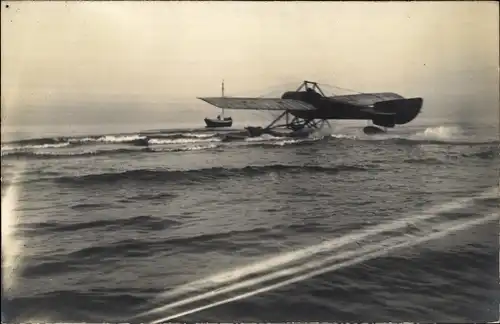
[1,1,498,127]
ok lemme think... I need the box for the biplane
[198,80,423,137]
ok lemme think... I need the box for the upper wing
[331,92,404,107]
[198,97,316,111]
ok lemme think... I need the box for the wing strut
[295,80,327,96]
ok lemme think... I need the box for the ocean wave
[70,202,117,211]
[2,136,69,146]
[117,192,178,204]
[0,144,220,160]
[53,164,373,186]
[403,157,449,165]
[243,134,283,142]
[462,149,499,160]
[149,137,220,145]
[244,137,329,148]
[1,135,145,151]
[68,226,276,259]
[2,125,496,152]
[20,226,280,280]
[3,126,496,163]
[0,136,326,160]
[1,148,151,159]
[1,132,221,151]
[392,138,498,146]
[25,215,182,236]
[4,289,143,323]
[330,134,359,140]
[3,142,71,151]
[152,132,220,140]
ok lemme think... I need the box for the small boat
[204,80,233,128]
[204,116,233,128]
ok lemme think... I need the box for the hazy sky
[1,1,498,125]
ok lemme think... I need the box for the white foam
[272,139,305,146]
[182,133,216,139]
[77,135,146,143]
[330,133,358,140]
[168,144,219,152]
[244,134,282,142]
[1,142,70,152]
[149,138,220,145]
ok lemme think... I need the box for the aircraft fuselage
[281,90,423,128]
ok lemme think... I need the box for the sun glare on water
[1,164,25,321]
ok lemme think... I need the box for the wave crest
[53,164,373,186]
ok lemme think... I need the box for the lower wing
[197,97,316,111]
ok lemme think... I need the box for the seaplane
[198,80,423,138]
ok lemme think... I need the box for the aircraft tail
[373,97,423,125]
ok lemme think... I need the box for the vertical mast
[221,79,225,118]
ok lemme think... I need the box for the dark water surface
[1,121,499,323]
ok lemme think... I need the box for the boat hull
[204,118,233,128]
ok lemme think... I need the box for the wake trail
[155,187,497,300]
[149,212,498,323]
